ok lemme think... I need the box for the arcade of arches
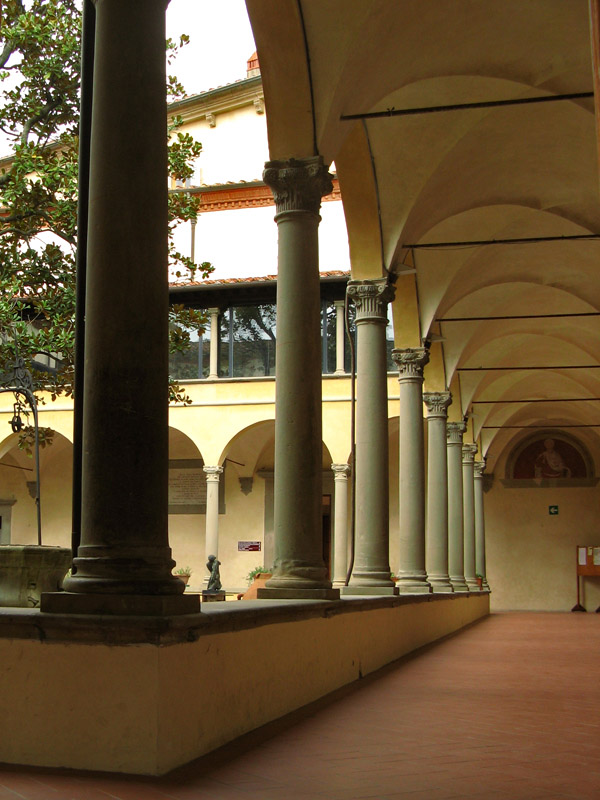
[0,0,599,777]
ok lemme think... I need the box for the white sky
[166,0,257,96]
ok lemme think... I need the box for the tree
[0,0,209,436]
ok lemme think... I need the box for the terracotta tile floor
[0,612,598,799]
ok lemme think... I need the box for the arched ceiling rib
[246,0,599,453]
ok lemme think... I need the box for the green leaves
[1,2,210,412]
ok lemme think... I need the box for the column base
[40,591,201,616]
[428,579,454,594]
[395,574,432,594]
[257,587,340,600]
[342,585,399,596]
[450,576,470,593]
[465,578,480,592]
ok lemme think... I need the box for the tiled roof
[169,270,350,288]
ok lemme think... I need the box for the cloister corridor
[0,612,597,800]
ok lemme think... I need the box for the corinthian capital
[446,421,467,445]
[263,156,333,215]
[461,443,478,464]
[423,391,452,418]
[203,465,223,482]
[347,279,395,324]
[392,347,429,380]
[474,460,486,478]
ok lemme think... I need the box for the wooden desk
[572,545,600,612]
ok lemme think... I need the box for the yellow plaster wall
[0,638,159,774]
[486,481,600,611]
[0,594,488,775]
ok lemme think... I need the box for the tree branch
[21,97,62,145]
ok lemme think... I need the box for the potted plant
[237,566,273,600]
[174,565,192,586]
[475,573,484,589]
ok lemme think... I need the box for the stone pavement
[0,612,598,799]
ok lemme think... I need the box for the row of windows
[169,302,395,380]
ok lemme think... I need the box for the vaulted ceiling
[246,0,600,471]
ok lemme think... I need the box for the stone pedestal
[424,392,453,593]
[331,463,351,588]
[462,444,480,592]
[201,591,226,603]
[447,422,469,592]
[52,0,198,615]
[343,279,397,596]
[474,460,491,592]
[392,348,431,594]
[258,157,339,601]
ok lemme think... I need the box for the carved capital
[447,421,467,445]
[263,156,333,215]
[331,463,351,480]
[461,443,478,465]
[423,391,452,418]
[347,279,395,324]
[392,347,429,381]
[203,465,223,483]
[474,460,486,478]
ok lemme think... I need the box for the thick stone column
[462,443,480,591]
[392,348,431,594]
[447,422,469,592]
[424,392,453,593]
[203,466,223,561]
[334,299,346,374]
[474,460,491,592]
[46,0,198,615]
[259,157,338,600]
[207,308,220,379]
[331,463,351,587]
[344,279,397,595]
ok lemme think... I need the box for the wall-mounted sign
[549,505,559,515]
[238,541,261,552]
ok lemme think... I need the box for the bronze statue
[206,554,222,592]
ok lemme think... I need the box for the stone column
[45,0,198,615]
[334,299,346,374]
[259,157,338,600]
[331,463,351,587]
[203,466,223,562]
[344,279,397,595]
[447,422,469,592]
[207,308,220,379]
[424,392,453,593]
[462,443,480,591]
[392,348,431,594]
[474,460,490,592]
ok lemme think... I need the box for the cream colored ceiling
[246,0,600,469]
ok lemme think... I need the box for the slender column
[474,460,491,592]
[331,463,351,587]
[447,422,469,592]
[334,299,346,374]
[462,443,480,591]
[259,157,338,600]
[424,392,453,593]
[344,279,397,595]
[203,466,223,561]
[207,308,220,379]
[392,348,431,594]
[46,0,199,615]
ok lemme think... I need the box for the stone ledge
[0,591,486,646]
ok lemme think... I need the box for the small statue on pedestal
[206,554,222,593]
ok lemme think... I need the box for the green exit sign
[549,505,559,515]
